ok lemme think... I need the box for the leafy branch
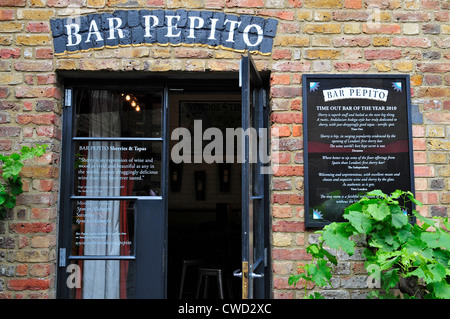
[0,144,47,219]
[289,189,450,299]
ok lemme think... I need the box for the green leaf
[322,248,338,266]
[431,281,450,299]
[367,189,386,198]
[367,202,390,221]
[3,194,16,209]
[321,222,355,255]
[429,263,447,283]
[344,210,373,234]
[391,211,408,229]
[0,190,7,206]
[390,189,403,199]
[422,230,450,251]
[307,259,332,287]
[8,178,23,195]
[307,292,325,299]
[288,274,302,286]
[405,191,423,206]
[306,244,320,257]
[421,231,440,249]
[381,269,399,291]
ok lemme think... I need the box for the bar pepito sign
[50,10,278,56]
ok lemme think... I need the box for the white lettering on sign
[323,87,388,102]
[51,10,278,55]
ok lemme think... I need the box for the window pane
[74,89,162,138]
[74,141,162,196]
[67,260,135,299]
[71,200,135,256]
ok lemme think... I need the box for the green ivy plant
[0,144,47,219]
[289,189,450,299]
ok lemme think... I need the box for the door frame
[239,55,271,299]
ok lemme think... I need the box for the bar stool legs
[178,259,204,299]
[195,268,225,299]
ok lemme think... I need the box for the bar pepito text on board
[50,10,278,56]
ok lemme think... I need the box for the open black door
[57,83,169,299]
[235,55,269,299]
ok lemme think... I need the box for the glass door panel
[74,90,162,138]
[71,199,135,257]
[74,141,162,197]
[58,85,168,299]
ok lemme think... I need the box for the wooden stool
[178,259,204,299]
[195,267,225,299]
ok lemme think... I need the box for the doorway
[167,92,243,299]
[57,57,271,299]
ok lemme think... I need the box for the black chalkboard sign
[303,75,414,227]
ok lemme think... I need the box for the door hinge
[64,88,72,108]
[59,248,66,267]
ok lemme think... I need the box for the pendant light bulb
[131,100,136,107]
[136,105,141,112]
[125,95,131,101]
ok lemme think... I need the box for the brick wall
[0,0,449,299]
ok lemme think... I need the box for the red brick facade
[0,0,449,299]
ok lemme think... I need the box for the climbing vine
[289,190,450,299]
[0,144,47,219]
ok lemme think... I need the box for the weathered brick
[15,86,57,98]
[226,0,264,7]
[271,112,302,124]
[393,12,431,22]
[273,165,304,176]
[417,63,450,73]
[275,36,310,47]
[364,49,402,60]
[272,206,293,218]
[304,24,341,34]
[0,9,14,20]
[272,152,291,164]
[272,193,304,204]
[15,113,58,125]
[271,125,291,137]
[392,37,431,48]
[7,278,50,291]
[334,61,370,71]
[273,221,305,232]
[16,35,51,46]
[14,61,52,72]
[304,0,342,8]
[362,23,401,34]
[9,222,54,234]
[0,48,20,58]
[0,0,25,6]
[272,61,311,72]
[272,248,311,261]
[305,49,340,59]
[271,86,302,98]
[333,36,371,47]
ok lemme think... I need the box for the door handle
[234,269,264,279]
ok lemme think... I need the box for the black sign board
[50,10,278,56]
[303,75,414,227]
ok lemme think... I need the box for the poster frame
[302,74,414,228]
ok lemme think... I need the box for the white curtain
[83,90,122,299]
